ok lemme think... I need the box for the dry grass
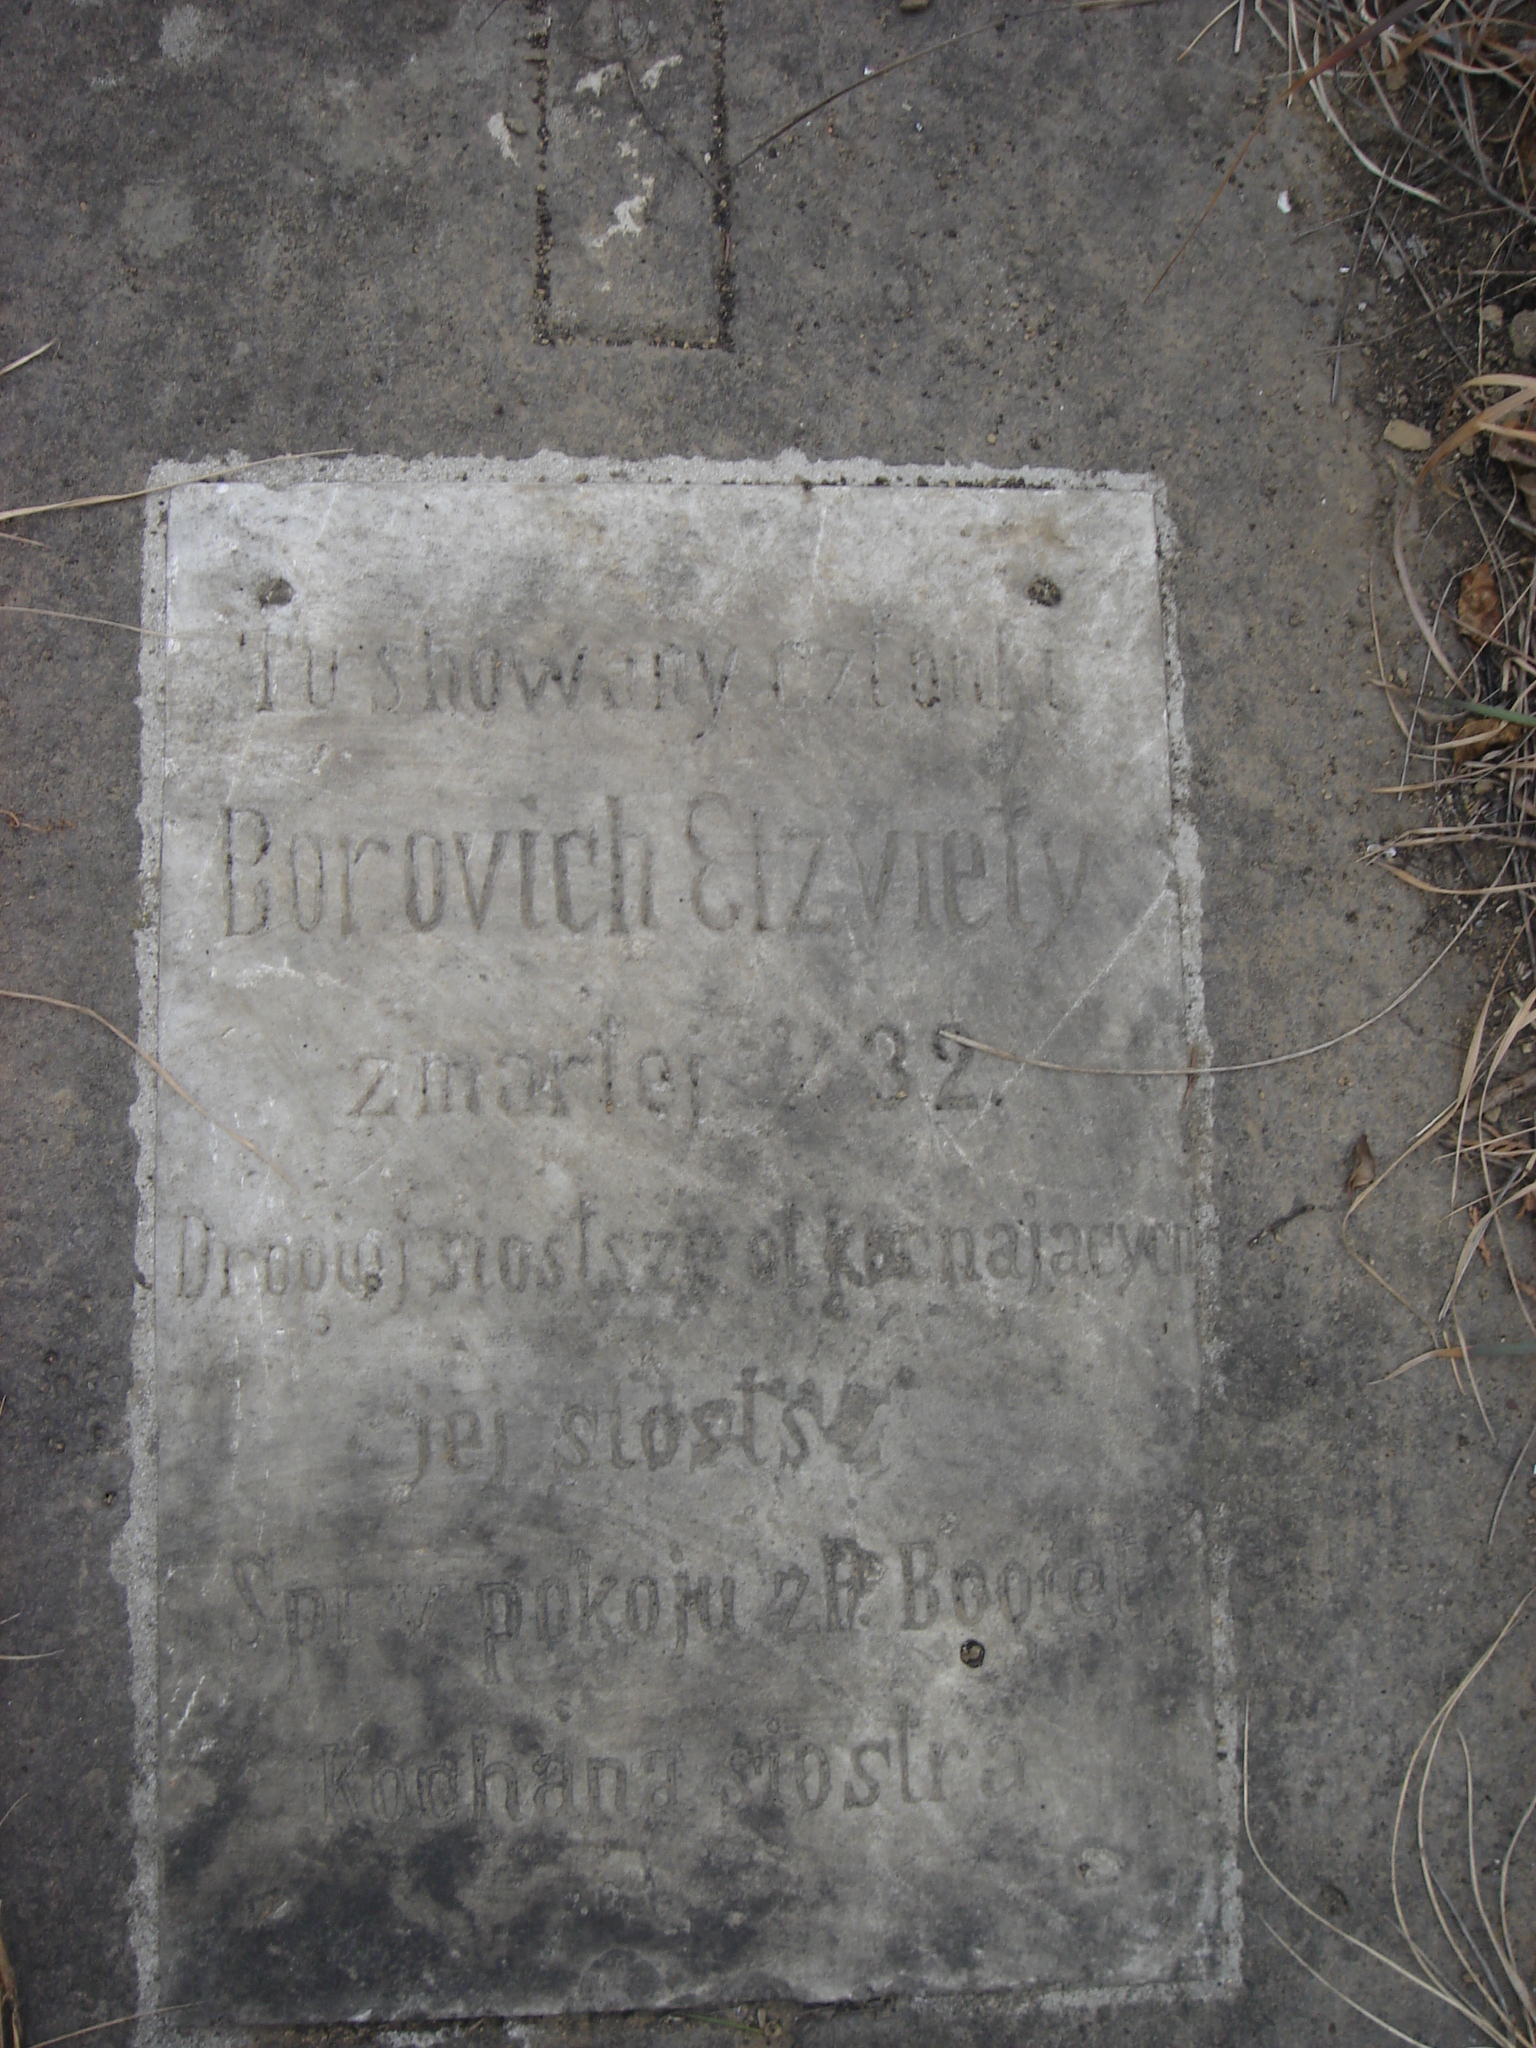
[1277,0,1536,228]
[1336,375,1536,1528]
[0,1920,19,2048]
[1248,1594,1536,2045]
[1259,33,1536,2005]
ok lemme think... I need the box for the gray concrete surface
[1,2,1532,2044]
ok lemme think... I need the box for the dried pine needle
[0,606,162,637]
[27,2009,202,2048]
[941,891,1485,1081]
[0,340,55,380]
[0,448,349,527]
[1178,0,1240,56]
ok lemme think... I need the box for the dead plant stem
[941,892,1484,1081]
[0,990,294,1188]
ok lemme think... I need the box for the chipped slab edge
[113,452,1238,2044]
[115,484,168,2046]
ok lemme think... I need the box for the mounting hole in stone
[960,1639,986,1670]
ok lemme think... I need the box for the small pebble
[1276,189,1291,213]
[1510,308,1536,362]
[1382,417,1433,452]
[1482,303,1506,329]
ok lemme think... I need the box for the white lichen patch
[585,175,654,249]
[160,4,223,68]
[574,61,623,96]
[639,53,682,89]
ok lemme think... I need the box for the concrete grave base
[12,8,1532,2045]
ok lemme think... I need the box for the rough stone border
[529,3,733,350]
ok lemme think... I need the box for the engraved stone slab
[133,456,1227,2023]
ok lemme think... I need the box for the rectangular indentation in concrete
[532,1,729,346]
[131,455,1229,2024]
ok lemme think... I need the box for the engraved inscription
[171,1203,1196,1315]
[220,801,1091,949]
[249,624,1034,719]
[226,1527,1154,1668]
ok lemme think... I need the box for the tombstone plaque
[128,456,1231,2022]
